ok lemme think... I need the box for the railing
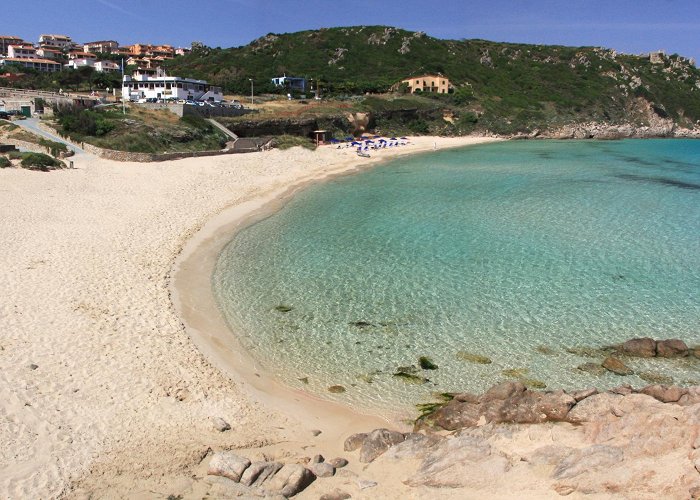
[0,86,95,100]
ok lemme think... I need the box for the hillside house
[94,60,119,72]
[271,75,307,92]
[83,40,118,54]
[7,44,37,59]
[36,48,63,60]
[39,34,72,50]
[393,74,452,94]
[0,35,25,56]
[0,58,62,72]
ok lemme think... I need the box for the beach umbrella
[364,139,374,143]
[390,137,397,140]
[400,137,408,140]
[351,141,361,146]
[378,138,387,142]
[373,135,380,138]
[345,136,354,141]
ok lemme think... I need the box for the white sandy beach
[3,134,698,499]
[1,136,504,498]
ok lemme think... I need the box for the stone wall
[80,141,271,162]
[137,102,253,119]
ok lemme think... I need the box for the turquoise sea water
[213,140,700,418]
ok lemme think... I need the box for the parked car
[184,100,197,106]
[0,111,10,120]
[145,97,158,103]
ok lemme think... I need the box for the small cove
[213,139,700,419]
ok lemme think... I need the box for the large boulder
[239,461,283,488]
[621,338,657,357]
[566,393,624,423]
[207,452,251,482]
[640,384,687,403]
[263,463,315,497]
[343,433,367,452]
[419,400,481,431]
[480,381,527,402]
[656,339,689,358]
[359,428,406,463]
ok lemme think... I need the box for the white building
[7,44,37,59]
[94,60,119,72]
[66,58,94,69]
[39,34,72,50]
[0,57,62,72]
[122,73,223,102]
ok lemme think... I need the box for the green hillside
[166,26,700,134]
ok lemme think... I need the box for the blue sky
[10,0,700,62]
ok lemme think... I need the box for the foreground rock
[343,381,700,497]
[415,381,576,430]
[207,452,316,497]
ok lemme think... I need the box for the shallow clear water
[213,140,700,419]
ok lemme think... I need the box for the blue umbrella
[345,136,354,141]
[351,141,361,146]
[373,135,380,138]
[365,139,374,143]
[390,137,397,140]
[400,137,408,139]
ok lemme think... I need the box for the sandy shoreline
[0,135,499,498]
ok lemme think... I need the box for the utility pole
[249,78,254,105]
[121,58,126,114]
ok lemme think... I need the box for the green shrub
[20,152,64,171]
[273,134,316,150]
[0,156,10,168]
[38,138,69,157]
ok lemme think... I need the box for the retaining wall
[80,141,270,162]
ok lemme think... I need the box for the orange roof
[0,35,23,40]
[2,57,62,65]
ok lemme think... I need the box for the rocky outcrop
[206,452,318,497]
[343,381,700,497]
[414,381,700,432]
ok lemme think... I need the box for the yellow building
[394,74,451,94]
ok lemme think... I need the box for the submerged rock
[638,371,674,385]
[620,337,657,357]
[349,321,374,328]
[502,368,529,378]
[274,305,293,313]
[418,356,438,370]
[393,371,428,384]
[656,339,689,358]
[456,351,492,364]
[535,345,557,355]
[602,357,634,376]
[328,385,346,393]
[577,362,606,376]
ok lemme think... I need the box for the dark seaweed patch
[614,173,700,191]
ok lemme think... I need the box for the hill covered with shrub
[166,26,700,134]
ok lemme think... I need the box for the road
[14,118,87,156]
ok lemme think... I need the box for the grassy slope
[52,107,227,153]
